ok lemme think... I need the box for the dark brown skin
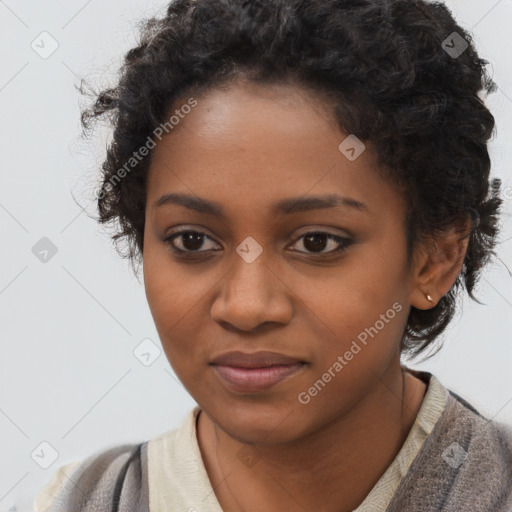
[143,80,469,512]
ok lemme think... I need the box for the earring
[426,294,434,303]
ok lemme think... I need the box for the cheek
[143,229,197,327]
[143,245,174,327]
[295,237,409,377]
[144,265,202,384]
[292,292,408,426]
[142,239,215,379]
[293,250,407,338]
[304,289,406,383]
[143,241,188,351]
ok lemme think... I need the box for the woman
[34,0,512,510]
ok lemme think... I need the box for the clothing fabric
[33,371,512,512]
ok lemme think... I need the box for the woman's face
[143,80,417,444]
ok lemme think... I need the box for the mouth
[209,350,307,393]
[211,363,306,392]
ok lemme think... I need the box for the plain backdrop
[0,0,511,510]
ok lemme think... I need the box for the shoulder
[443,389,512,460]
[387,382,512,512]
[33,442,148,512]
[33,460,81,512]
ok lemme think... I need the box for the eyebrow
[154,193,369,218]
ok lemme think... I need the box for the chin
[204,399,311,446]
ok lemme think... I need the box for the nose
[210,253,293,332]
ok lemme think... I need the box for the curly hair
[79,0,503,360]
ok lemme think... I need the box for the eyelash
[163,229,353,259]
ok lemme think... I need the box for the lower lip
[211,363,305,392]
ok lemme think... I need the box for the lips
[209,350,305,368]
[209,350,307,392]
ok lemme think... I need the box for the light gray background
[1,0,511,510]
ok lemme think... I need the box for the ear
[409,220,471,310]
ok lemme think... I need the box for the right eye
[163,229,221,255]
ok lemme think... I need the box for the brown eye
[164,230,220,254]
[290,232,353,257]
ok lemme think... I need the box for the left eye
[289,232,352,256]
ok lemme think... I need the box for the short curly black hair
[79,0,503,360]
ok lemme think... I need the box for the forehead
[146,81,403,219]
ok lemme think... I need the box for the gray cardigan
[44,380,512,512]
